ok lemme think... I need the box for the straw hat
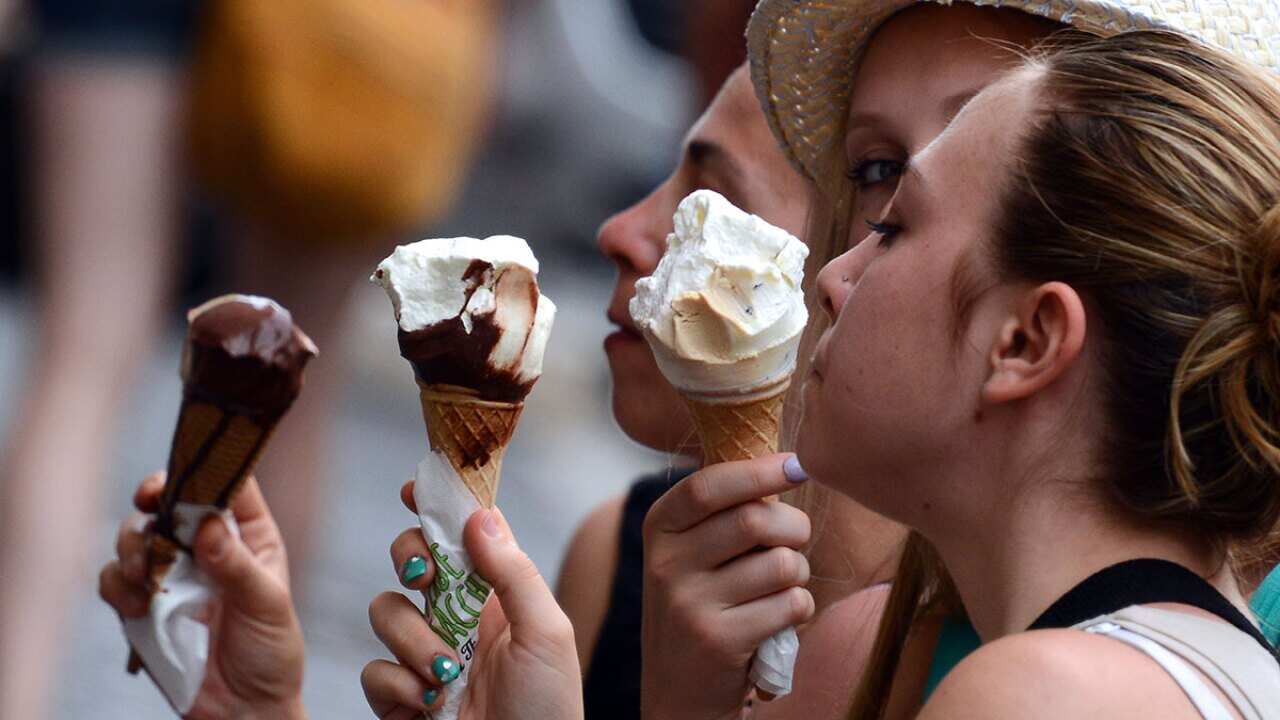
[747,0,1280,181]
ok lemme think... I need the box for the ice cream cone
[128,294,315,677]
[683,377,790,467]
[417,382,523,508]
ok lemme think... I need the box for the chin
[610,378,695,454]
[606,347,694,453]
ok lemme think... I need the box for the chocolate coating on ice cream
[183,295,318,414]
[397,260,537,403]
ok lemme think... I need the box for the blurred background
[0,0,755,716]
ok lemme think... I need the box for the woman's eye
[866,219,903,246]
[848,159,904,188]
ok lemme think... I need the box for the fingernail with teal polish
[783,456,809,483]
[432,656,460,684]
[401,555,428,584]
[422,688,439,706]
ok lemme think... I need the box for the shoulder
[556,494,627,671]
[917,628,1205,720]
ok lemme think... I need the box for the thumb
[193,515,290,621]
[463,509,568,643]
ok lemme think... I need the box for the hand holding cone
[631,190,810,701]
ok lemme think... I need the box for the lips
[810,332,832,381]
[607,308,643,339]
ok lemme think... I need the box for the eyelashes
[865,219,903,246]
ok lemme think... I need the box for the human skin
[0,58,179,720]
[98,475,307,720]
[363,483,584,720]
[805,66,1251,720]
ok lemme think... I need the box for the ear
[981,282,1086,405]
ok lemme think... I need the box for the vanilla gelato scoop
[630,190,808,394]
[372,236,556,402]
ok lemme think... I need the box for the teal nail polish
[422,688,439,706]
[401,555,428,584]
[432,656,460,684]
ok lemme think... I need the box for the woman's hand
[361,481,583,720]
[641,455,815,720]
[98,474,306,720]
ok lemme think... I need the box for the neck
[930,478,1224,640]
[797,487,905,608]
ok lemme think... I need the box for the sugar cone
[417,382,523,508]
[128,396,280,673]
[683,376,791,704]
[683,377,790,467]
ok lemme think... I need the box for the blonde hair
[847,30,1280,718]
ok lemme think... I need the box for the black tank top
[1028,558,1279,663]
[582,469,692,720]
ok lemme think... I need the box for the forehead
[913,69,1042,197]
[849,5,1055,124]
[687,69,778,159]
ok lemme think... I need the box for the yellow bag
[187,0,497,244]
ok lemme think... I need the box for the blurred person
[626,0,759,107]
[183,0,500,582]
[4,1,501,717]
[0,2,201,717]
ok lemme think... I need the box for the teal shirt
[922,618,981,702]
[1251,564,1280,646]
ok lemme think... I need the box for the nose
[815,234,875,321]
[597,187,668,280]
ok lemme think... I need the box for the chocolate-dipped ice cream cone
[373,236,555,719]
[374,236,554,505]
[129,294,316,675]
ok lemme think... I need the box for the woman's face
[799,71,1040,522]
[844,4,1059,231]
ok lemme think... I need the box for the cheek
[799,263,962,475]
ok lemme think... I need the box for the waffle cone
[684,376,792,703]
[683,377,790,467]
[146,397,280,584]
[417,383,523,508]
[129,396,280,674]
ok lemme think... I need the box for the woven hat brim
[748,0,1280,181]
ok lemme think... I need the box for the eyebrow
[688,139,741,175]
[687,139,750,202]
[940,88,982,123]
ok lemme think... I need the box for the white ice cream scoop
[630,189,809,395]
[371,235,556,400]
